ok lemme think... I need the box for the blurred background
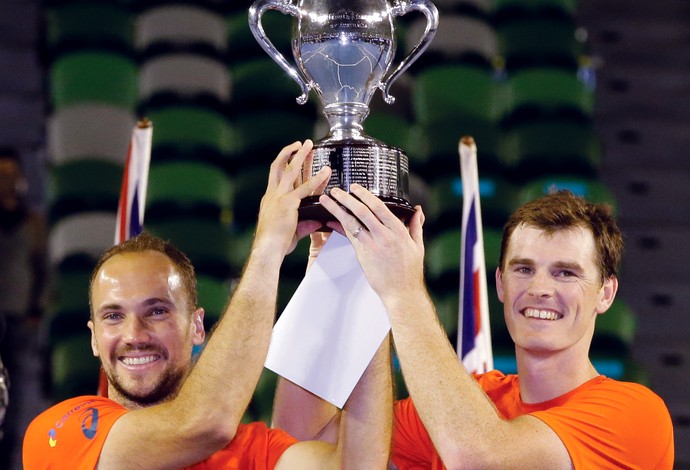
[0,0,687,468]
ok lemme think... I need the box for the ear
[191,308,206,346]
[495,267,505,302]
[595,276,618,314]
[88,320,100,358]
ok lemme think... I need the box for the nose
[122,315,152,345]
[527,270,555,298]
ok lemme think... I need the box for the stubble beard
[107,363,187,407]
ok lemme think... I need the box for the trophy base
[299,194,415,226]
[298,140,413,225]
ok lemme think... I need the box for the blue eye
[556,270,577,278]
[148,307,170,317]
[103,312,123,322]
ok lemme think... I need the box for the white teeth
[523,308,560,321]
[122,355,158,366]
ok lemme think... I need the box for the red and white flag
[457,136,493,374]
[99,119,153,397]
[115,119,153,244]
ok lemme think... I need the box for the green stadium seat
[231,111,315,171]
[147,105,236,169]
[501,67,594,126]
[410,117,504,179]
[44,270,91,350]
[364,111,414,155]
[47,159,122,223]
[197,274,232,329]
[496,17,583,72]
[50,50,138,110]
[229,164,264,229]
[230,57,317,116]
[500,120,602,179]
[145,217,236,280]
[50,334,100,402]
[413,65,500,125]
[46,1,134,55]
[146,161,234,224]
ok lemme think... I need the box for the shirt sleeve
[531,381,675,469]
[203,422,298,470]
[23,396,128,470]
[392,398,445,469]
[264,425,299,469]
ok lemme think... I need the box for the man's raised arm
[96,141,331,469]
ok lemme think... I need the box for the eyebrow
[142,297,175,307]
[96,297,175,315]
[552,261,584,272]
[507,257,534,267]
[507,258,584,272]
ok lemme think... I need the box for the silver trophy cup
[249,0,438,222]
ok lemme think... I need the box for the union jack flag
[457,136,493,374]
[115,119,153,244]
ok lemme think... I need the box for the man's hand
[319,183,426,305]
[254,140,331,258]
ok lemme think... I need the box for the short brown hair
[498,191,623,283]
[89,232,198,316]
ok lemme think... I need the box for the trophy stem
[322,102,370,142]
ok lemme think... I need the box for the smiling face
[496,224,617,356]
[88,250,205,408]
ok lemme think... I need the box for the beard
[104,347,189,407]
[108,366,187,406]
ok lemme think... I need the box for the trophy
[249,0,438,222]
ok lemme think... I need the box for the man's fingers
[311,166,330,196]
[280,139,314,191]
[324,187,389,238]
[409,206,425,246]
[319,193,362,236]
[349,184,401,229]
[295,165,331,199]
[268,141,302,188]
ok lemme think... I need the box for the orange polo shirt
[392,371,674,469]
[23,396,297,469]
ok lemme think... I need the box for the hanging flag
[99,118,153,397]
[115,118,153,244]
[457,136,493,374]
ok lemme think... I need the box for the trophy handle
[248,0,313,105]
[381,0,439,104]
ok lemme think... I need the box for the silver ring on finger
[352,226,364,238]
